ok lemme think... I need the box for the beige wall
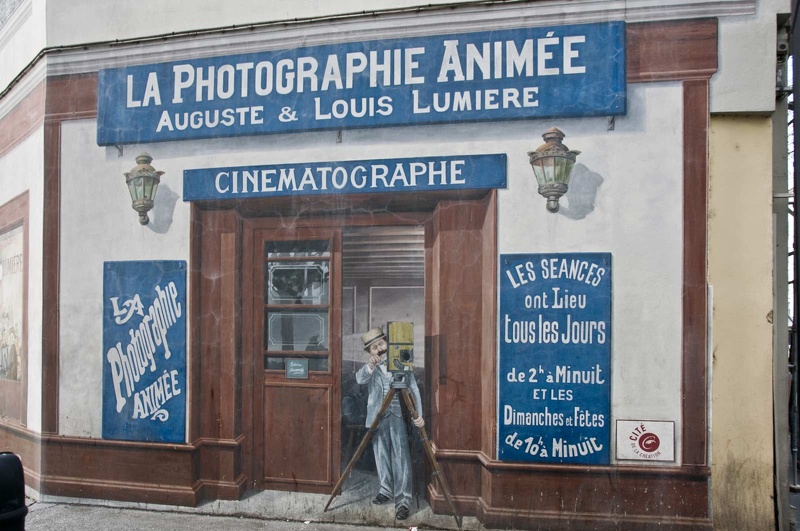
[709,114,775,530]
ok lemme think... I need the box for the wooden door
[252,226,341,491]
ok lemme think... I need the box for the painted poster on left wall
[102,260,187,443]
[0,225,23,383]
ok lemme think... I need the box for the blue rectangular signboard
[183,154,506,201]
[498,253,611,464]
[97,21,625,145]
[102,261,187,443]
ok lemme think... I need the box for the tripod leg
[400,389,462,530]
[324,388,396,512]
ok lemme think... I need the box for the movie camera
[385,321,414,373]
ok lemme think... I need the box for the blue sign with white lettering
[97,22,625,145]
[183,154,506,201]
[102,261,187,443]
[498,253,611,464]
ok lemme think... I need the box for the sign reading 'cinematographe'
[97,22,625,145]
[498,253,611,464]
[102,261,187,443]
[183,154,506,201]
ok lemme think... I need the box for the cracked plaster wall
[499,81,684,463]
[57,83,688,470]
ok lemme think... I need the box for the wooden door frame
[248,223,342,491]
[242,211,434,493]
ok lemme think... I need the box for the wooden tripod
[324,373,462,529]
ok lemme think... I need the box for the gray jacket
[355,363,423,427]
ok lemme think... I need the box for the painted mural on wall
[0,225,23,382]
[334,224,429,520]
[498,253,611,464]
[352,324,424,521]
[97,21,625,145]
[102,260,187,443]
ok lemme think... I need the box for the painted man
[356,326,424,521]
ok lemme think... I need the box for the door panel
[253,226,341,490]
[263,384,331,484]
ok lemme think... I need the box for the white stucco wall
[0,127,44,432]
[33,0,787,117]
[498,82,684,463]
[58,119,192,437]
[710,0,790,114]
[0,0,785,113]
[57,83,684,461]
[44,0,461,48]
[0,0,46,94]
[42,0,764,51]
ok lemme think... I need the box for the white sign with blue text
[102,261,187,443]
[97,22,625,145]
[498,253,611,464]
[183,154,506,201]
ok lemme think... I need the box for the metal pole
[773,26,794,531]
[791,318,798,489]
[792,0,800,492]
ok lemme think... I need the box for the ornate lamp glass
[125,153,164,225]
[528,128,580,213]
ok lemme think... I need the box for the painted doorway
[339,225,427,507]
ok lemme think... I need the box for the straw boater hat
[360,327,386,350]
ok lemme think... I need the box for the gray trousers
[372,413,412,509]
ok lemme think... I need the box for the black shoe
[395,506,409,520]
[372,493,391,505]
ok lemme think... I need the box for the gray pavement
[34,486,800,530]
[24,501,406,531]
[21,469,480,531]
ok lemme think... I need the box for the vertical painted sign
[102,261,187,443]
[498,253,611,464]
[0,225,23,383]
